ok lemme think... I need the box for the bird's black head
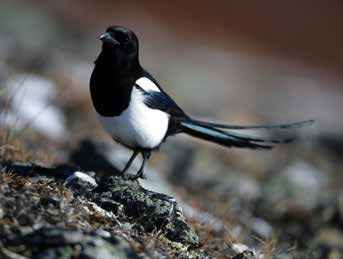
[96,26,139,72]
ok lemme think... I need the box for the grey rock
[250,217,273,239]
[65,171,98,192]
[262,160,329,214]
[0,207,4,219]
[231,250,258,259]
[7,228,140,259]
[1,161,199,249]
[100,176,199,246]
[96,197,123,215]
[231,243,250,254]
[5,74,66,140]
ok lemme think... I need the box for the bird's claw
[128,170,146,180]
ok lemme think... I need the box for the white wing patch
[135,77,160,92]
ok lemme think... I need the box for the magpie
[90,25,313,180]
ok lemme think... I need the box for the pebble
[65,171,98,190]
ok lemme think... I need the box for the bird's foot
[129,170,146,180]
[119,170,126,176]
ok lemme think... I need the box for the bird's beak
[99,32,120,45]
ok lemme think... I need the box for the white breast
[97,86,169,149]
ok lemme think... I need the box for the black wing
[137,85,187,118]
[135,70,188,118]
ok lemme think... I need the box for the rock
[4,228,140,259]
[1,162,199,248]
[250,217,273,239]
[262,160,329,214]
[231,243,250,254]
[95,197,123,215]
[0,207,4,219]
[98,176,199,247]
[4,74,66,140]
[231,250,259,259]
[82,201,119,222]
[65,171,98,192]
[68,140,202,246]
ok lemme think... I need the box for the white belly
[97,87,169,149]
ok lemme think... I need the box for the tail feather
[187,119,314,130]
[180,121,279,150]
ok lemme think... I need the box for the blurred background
[1,0,343,257]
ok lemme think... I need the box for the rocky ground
[0,161,202,258]
[1,137,343,258]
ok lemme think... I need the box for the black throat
[90,51,143,117]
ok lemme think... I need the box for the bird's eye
[114,32,129,45]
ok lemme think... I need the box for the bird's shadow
[1,139,121,180]
[69,139,121,177]
[1,161,78,180]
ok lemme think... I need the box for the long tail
[186,119,314,130]
[179,119,306,150]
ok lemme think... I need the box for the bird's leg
[130,151,151,180]
[120,149,138,176]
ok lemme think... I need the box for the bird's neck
[94,51,142,78]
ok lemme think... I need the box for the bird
[90,25,313,180]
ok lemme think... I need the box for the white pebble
[66,171,97,188]
[231,243,250,254]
